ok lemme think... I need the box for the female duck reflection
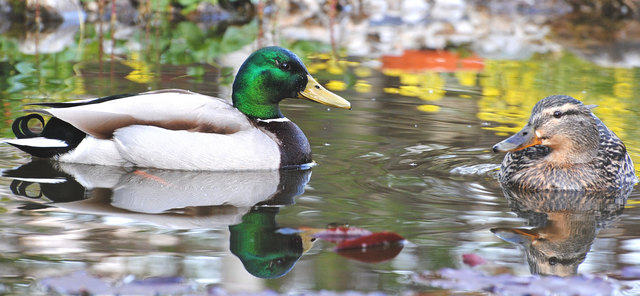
[491,188,629,276]
[2,159,313,278]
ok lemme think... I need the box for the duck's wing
[31,89,253,139]
[593,114,637,186]
[593,114,628,164]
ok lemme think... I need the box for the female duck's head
[232,46,351,119]
[493,95,599,165]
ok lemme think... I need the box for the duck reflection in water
[1,159,314,278]
[2,159,403,279]
[491,187,630,276]
[230,207,316,278]
[2,159,311,227]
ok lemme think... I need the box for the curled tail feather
[5,114,86,158]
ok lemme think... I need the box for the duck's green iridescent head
[232,46,351,119]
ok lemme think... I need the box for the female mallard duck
[492,95,636,191]
[5,47,351,170]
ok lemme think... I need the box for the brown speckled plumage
[494,95,637,191]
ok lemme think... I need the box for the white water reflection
[2,160,310,229]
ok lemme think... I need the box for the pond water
[1,3,640,295]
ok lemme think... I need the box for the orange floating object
[382,50,484,72]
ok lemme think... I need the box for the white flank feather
[56,137,131,167]
[113,125,281,170]
[4,137,68,148]
[6,177,67,184]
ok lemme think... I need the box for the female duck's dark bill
[298,75,351,109]
[492,124,541,153]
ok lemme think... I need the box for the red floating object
[336,243,404,263]
[462,253,486,267]
[312,226,373,244]
[335,231,405,250]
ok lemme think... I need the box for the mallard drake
[492,95,636,191]
[5,47,351,170]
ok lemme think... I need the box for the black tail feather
[12,114,45,139]
[9,93,143,158]
[9,115,86,158]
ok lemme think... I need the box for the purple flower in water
[39,271,193,295]
[415,268,617,295]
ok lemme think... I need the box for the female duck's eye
[553,111,563,118]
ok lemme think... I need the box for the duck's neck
[231,61,288,119]
[232,87,284,120]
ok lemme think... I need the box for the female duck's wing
[592,114,637,187]
[34,89,254,139]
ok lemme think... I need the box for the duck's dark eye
[548,257,558,266]
[553,111,563,118]
[274,59,291,71]
[279,61,291,71]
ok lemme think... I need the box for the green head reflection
[229,206,313,279]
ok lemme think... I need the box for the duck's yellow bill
[298,230,318,253]
[298,75,351,109]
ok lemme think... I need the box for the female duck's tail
[4,114,85,158]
